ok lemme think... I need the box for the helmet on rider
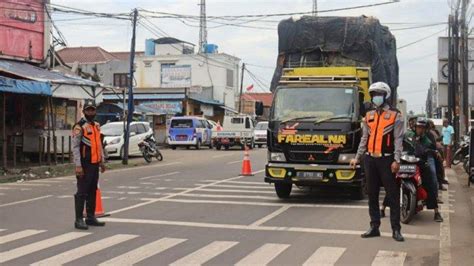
[369,82,391,107]
[415,117,427,136]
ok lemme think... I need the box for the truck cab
[265,67,371,199]
[213,115,255,150]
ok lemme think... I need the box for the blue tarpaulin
[0,76,51,95]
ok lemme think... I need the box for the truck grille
[287,151,338,163]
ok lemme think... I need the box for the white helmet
[369,82,391,99]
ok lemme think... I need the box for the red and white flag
[246,84,254,91]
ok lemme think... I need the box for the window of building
[113,73,130,88]
[226,69,234,87]
[161,63,176,68]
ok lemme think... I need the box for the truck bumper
[265,162,364,187]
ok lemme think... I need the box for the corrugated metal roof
[0,60,98,87]
[189,96,223,106]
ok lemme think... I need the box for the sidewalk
[0,157,161,183]
[444,167,474,265]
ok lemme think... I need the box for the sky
[51,0,461,113]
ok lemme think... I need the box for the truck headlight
[269,152,286,162]
[338,153,356,163]
[109,137,121,145]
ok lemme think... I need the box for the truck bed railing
[279,74,359,84]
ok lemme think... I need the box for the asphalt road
[0,148,472,265]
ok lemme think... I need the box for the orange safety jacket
[75,119,103,164]
[365,109,398,155]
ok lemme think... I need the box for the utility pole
[460,0,469,135]
[122,8,138,165]
[198,0,207,53]
[312,0,318,16]
[238,63,245,113]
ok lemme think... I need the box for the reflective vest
[365,109,398,155]
[77,120,102,164]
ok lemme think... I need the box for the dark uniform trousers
[364,155,401,231]
[76,161,99,217]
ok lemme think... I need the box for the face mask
[372,96,385,107]
[85,114,96,122]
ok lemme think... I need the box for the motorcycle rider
[404,118,444,222]
[350,82,405,242]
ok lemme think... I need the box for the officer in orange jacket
[350,82,405,242]
[72,100,106,230]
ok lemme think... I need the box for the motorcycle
[452,135,470,165]
[397,153,428,224]
[138,135,163,163]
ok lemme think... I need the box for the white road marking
[371,250,406,266]
[0,187,12,190]
[127,191,142,195]
[139,171,180,180]
[250,206,291,226]
[31,234,138,266]
[226,160,242,165]
[170,241,238,266]
[106,162,183,175]
[118,186,141,189]
[225,181,268,185]
[108,170,265,215]
[0,229,46,244]
[235,243,289,265]
[28,180,62,184]
[101,217,439,241]
[99,237,186,266]
[195,188,275,194]
[212,153,237,159]
[439,170,453,266]
[0,232,90,264]
[57,195,73,199]
[53,177,74,180]
[102,196,113,199]
[303,246,346,266]
[0,183,50,187]
[173,193,277,200]
[196,184,273,190]
[0,195,53,208]
[0,229,5,232]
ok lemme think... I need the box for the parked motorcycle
[138,135,163,163]
[452,135,470,165]
[397,153,428,224]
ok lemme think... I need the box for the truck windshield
[272,87,355,121]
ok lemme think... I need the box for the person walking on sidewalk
[350,82,405,242]
[72,100,106,230]
[442,119,455,168]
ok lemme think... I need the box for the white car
[253,121,268,148]
[102,121,153,158]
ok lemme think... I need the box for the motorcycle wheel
[452,151,463,165]
[156,152,163,161]
[400,187,417,224]
[143,149,153,163]
[463,158,469,174]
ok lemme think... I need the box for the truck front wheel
[274,183,292,199]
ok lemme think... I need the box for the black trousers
[75,162,99,217]
[364,155,401,231]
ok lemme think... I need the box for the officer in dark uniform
[350,82,405,242]
[72,100,106,230]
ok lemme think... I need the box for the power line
[397,27,447,50]
[391,22,448,31]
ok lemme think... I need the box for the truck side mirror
[255,101,264,116]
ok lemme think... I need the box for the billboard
[161,65,191,88]
[0,0,48,62]
[437,37,474,106]
[140,101,183,114]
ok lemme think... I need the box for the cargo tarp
[271,16,398,97]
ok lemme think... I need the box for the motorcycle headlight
[269,152,286,162]
[338,153,356,163]
[109,137,121,145]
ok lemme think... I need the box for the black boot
[85,192,105,226]
[380,208,386,218]
[434,212,444,222]
[74,195,88,230]
[361,226,380,238]
[392,230,405,242]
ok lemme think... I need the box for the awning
[0,60,100,100]
[0,60,97,86]
[189,96,223,106]
[0,76,51,95]
[103,93,185,101]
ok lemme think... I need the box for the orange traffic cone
[241,146,253,176]
[83,185,110,218]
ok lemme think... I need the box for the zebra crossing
[0,228,408,265]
